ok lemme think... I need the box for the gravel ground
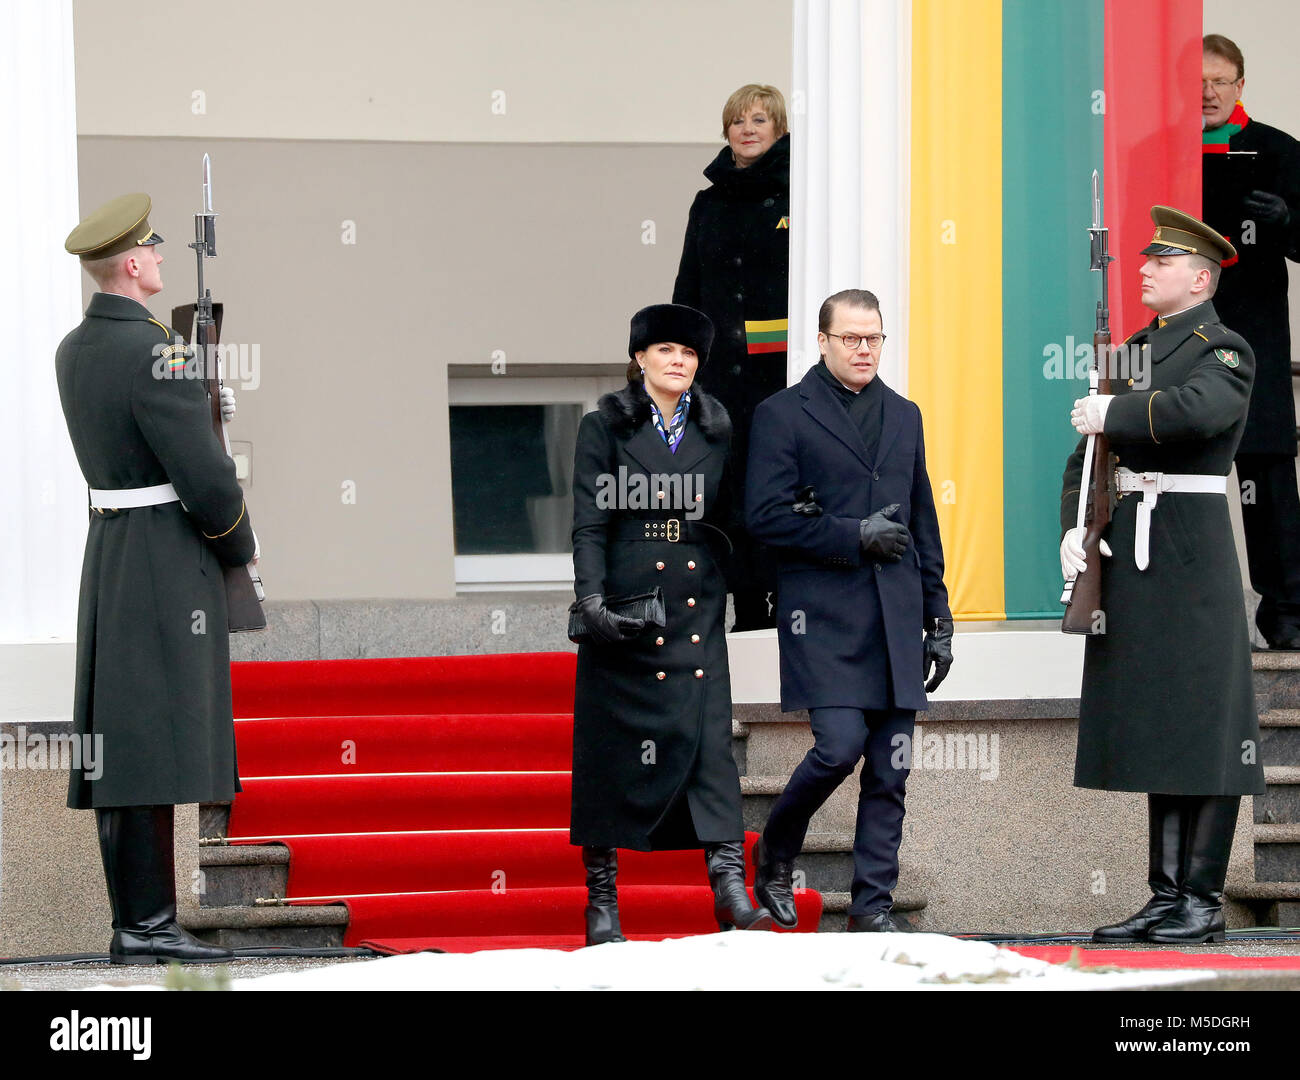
[3,941,1299,991]
[0,954,379,991]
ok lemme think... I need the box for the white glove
[252,528,261,564]
[1071,394,1112,435]
[1060,527,1112,581]
[220,385,236,423]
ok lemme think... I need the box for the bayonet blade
[202,153,214,214]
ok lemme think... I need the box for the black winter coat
[744,368,951,713]
[569,382,744,850]
[1202,118,1300,456]
[673,133,791,420]
[55,293,256,808]
[1060,302,1265,796]
[673,134,791,599]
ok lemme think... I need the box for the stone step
[199,844,289,907]
[1225,880,1300,929]
[1254,823,1300,883]
[1262,709,1300,726]
[182,902,349,949]
[1253,650,1300,710]
[200,801,231,841]
[1262,711,1300,766]
[731,720,749,776]
[1255,766,1300,825]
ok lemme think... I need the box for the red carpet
[229,653,822,950]
[1009,946,1300,971]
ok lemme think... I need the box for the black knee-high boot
[1147,796,1239,944]
[582,846,627,946]
[704,843,773,931]
[97,804,234,964]
[1093,793,1187,942]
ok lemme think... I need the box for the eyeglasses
[1202,78,1239,90]
[827,332,887,350]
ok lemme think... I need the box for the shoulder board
[1192,322,1232,344]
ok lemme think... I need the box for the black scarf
[815,360,884,464]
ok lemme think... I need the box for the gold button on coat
[656,561,665,570]
[687,598,696,607]
[691,634,700,643]
[694,669,704,678]
[655,636,664,646]
[687,561,696,570]
[656,671,666,680]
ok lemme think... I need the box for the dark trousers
[763,707,914,916]
[1237,453,1300,643]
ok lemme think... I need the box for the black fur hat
[628,304,715,362]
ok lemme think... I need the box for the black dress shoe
[752,836,798,929]
[705,843,773,931]
[847,908,913,933]
[582,846,628,946]
[1147,796,1238,945]
[1093,793,1187,942]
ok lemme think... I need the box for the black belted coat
[55,293,256,809]
[569,381,744,850]
[1060,302,1265,796]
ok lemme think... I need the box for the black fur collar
[598,380,731,442]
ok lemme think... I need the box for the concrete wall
[68,0,793,602]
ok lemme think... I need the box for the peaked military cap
[1140,205,1236,264]
[64,193,164,260]
[628,304,715,362]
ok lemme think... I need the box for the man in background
[1202,33,1300,649]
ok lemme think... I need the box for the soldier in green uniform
[57,193,256,964]
[1060,206,1266,944]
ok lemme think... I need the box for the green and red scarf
[1202,100,1248,154]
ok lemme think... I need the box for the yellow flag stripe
[744,318,789,332]
[908,0,1005,622]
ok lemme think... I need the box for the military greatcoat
[1061,301,1266,796]
[569,381,743,850]
[55,293,256,808]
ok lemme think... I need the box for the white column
[0,0,85,643]
[789,0,910,392]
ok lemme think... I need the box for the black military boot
[1093,793,1186,942]
[1147,796,1238,944]
[753,835,798,928]
[705,843,773,931]
[98,805,234,964]
[582,846,628,946]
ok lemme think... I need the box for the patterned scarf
[1203,100,1249,153]
[651,390,691,454]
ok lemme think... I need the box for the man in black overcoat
[1062,207,1266,944]
[743,289,953,932]
[57,193,257,963]
[1201,34,1300,649]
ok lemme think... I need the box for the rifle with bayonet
[172,154,267,633]
[1061,169,1114,635]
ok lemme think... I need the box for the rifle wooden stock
[173,302,266,634]
[1061,333,1113,635]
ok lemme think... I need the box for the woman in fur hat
[568,303,771,945]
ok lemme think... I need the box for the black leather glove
[1244,189,1291,228]
[923,617,954,693]
[571,594,645,644]
[859,503,908,561]
[792,485,823,516]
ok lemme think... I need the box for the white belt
[88,483,180,510]
[1114,468,1227,571]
